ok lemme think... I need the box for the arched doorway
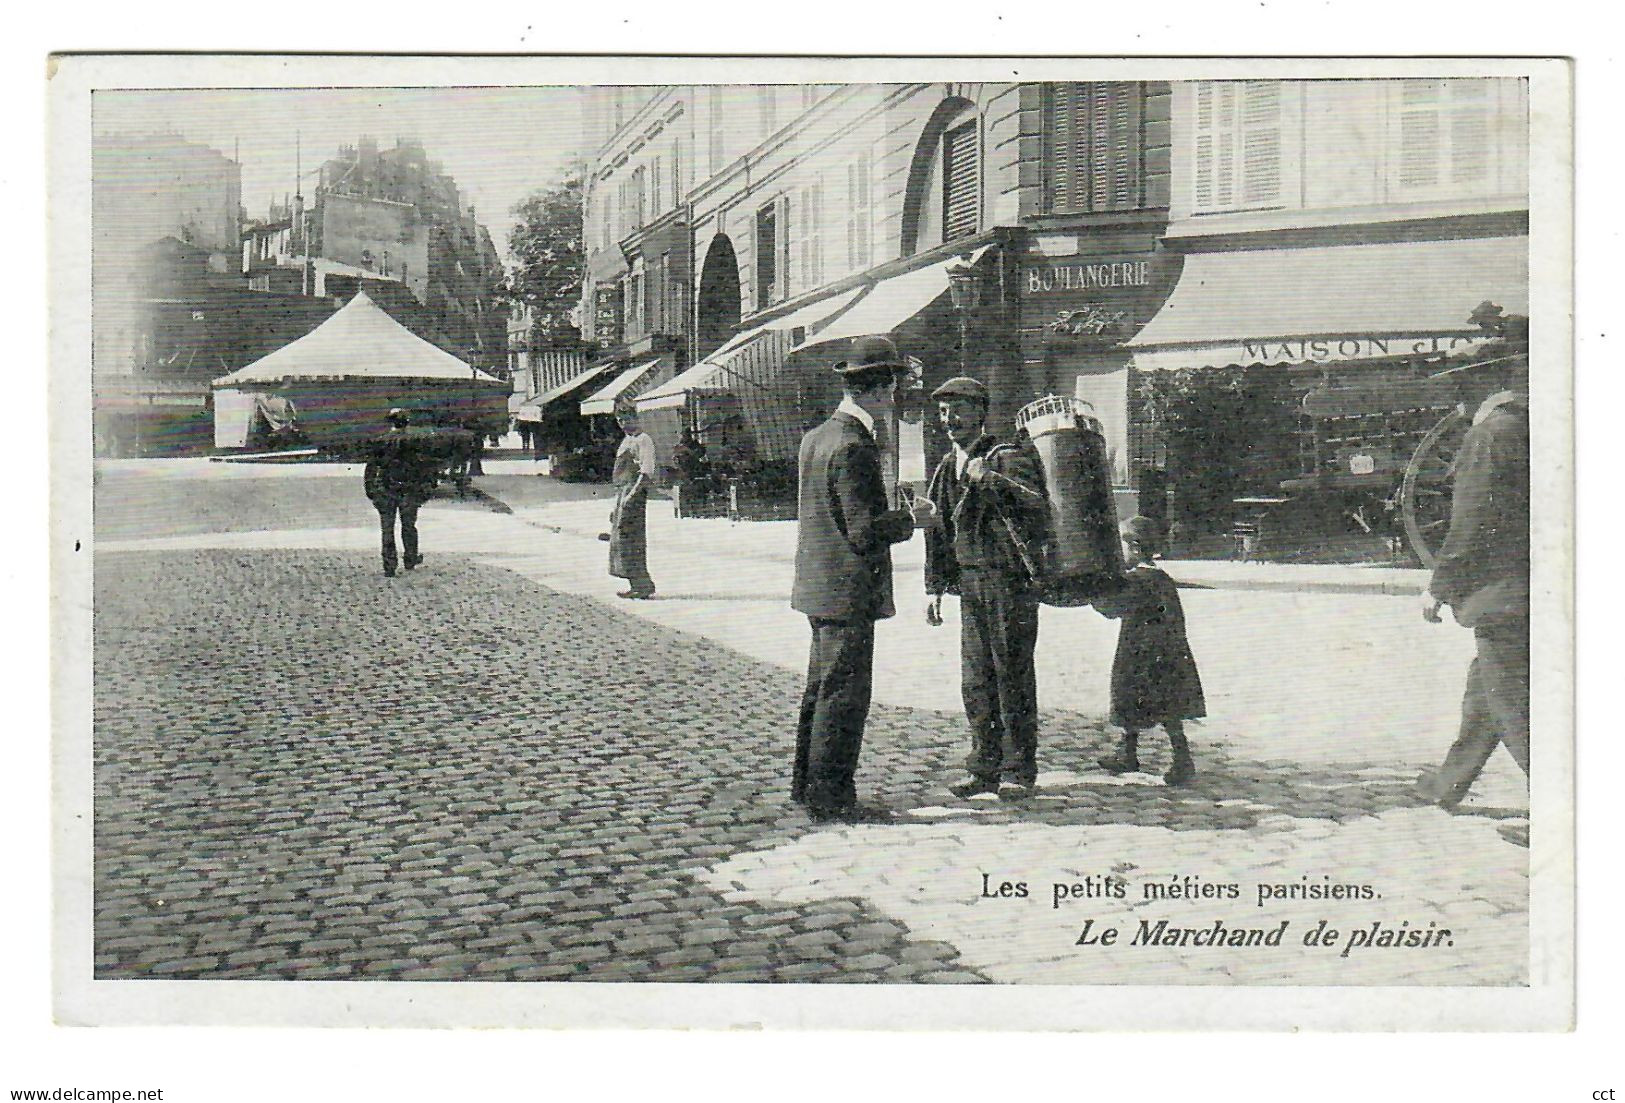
[696,234,742,359]
[900,96,979,258]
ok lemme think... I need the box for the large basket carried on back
[1015,395,1126,606]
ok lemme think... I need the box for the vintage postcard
[49,54,1573,1031]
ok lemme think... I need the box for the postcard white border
[49,53,1575,1032]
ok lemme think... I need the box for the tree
[503,170,585,349]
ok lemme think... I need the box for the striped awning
[579,358,664,416]
[635,287,865,412]
[514,362,616,422]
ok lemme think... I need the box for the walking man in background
[364,407,438,578]
[1416,351,1530,845]
[791,337,936,824]
[922,376,1050,800]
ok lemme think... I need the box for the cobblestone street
[89,465,1529,986]
[94,548,997,982]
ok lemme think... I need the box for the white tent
[211,289,506,451]
[213,289,501,386]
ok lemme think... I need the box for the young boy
[1092,516,1206,786]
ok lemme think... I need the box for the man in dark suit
[1416,353,1530,844]
[922,377,1050,799]
[791,336,936,824]
[363,408,439,578]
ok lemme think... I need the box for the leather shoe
[999,784,1036,802]
[404,554,423,570]
[1097,753,1141,775]
[1164,759,1197,787]
[810,803,894,825]
[949,779,1000,799]
[616,589,655,600]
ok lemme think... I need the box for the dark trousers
[1433,621,1530,805]
[792,617,876,815]
[374,497,421,571]
[960,568,1040,786]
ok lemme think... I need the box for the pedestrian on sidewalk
[1092,515,1206,786]
[790,336,937,824]
[921,376,1050,801]
[1414,350,1529,839]
[609,398,659,599]
[363,408,437,578]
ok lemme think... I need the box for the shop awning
[514,362,616,422]
[792,245,993,351]
[636,287,866,412]
[579,357,664,416]
[1125,236,1529,372]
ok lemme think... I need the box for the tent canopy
[211,289,502,387]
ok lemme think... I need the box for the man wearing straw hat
[790,336,937,824]
[1414,332,1530,845]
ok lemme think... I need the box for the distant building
[299,137,507,372]
[92,132,244,380]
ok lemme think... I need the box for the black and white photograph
[44,53,1575,1044]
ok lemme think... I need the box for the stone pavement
[93,549,989,983]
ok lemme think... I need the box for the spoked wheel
[1401,407,1470,570]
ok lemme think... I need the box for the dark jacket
[363,429,440,504]
[923,433,1048,596]
[1430,396,1530,628]
[792,411,916,622]
[1093,563,1206,728]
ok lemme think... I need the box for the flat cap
[833,335,907,375]
[931,376,990,403]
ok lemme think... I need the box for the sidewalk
[482,484,1430,596]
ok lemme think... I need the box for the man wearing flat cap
[922,375,1050,799]
[791,336,937,824]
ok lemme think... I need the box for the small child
[1092,516,1206,786]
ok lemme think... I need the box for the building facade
[1122,78,1529,550]
[573,78,1528,554]
[578,81,1179,500]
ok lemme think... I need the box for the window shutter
[1240,81,1282,206]
[942,120,979,242]
[1192,81,1280,212]
[671,137,683,208]
[1048,84,1075,209]
[1214,83,1237,209]
[847,152,871,270]
[777,193,792,302]
[1194,83,1216,210]
[1107,83,1141,208]
[1448,80,1492,185]
[1398,79,1443,189]
[799,179,823,290]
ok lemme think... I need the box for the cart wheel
[1400,408,1469,570]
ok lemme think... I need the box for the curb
[482,487,1426,599]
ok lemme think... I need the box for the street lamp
[946,255,982,389]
